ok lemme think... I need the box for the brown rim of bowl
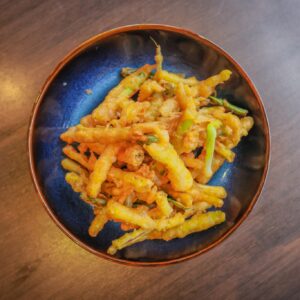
[28,24,270,267]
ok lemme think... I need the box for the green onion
[177,119,194,135]
[145,135,159,145]
[223,100,248,116]
[204,120,221,177]
[209,96,248,116]
[167,197,188,210]
[209,95,224,106]
[137,135,158,145]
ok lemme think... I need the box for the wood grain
[0,0,299,299]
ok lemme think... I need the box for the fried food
[60,44,253,255]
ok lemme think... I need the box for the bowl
[28,24,270,266]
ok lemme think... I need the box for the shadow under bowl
[28,24,270,266]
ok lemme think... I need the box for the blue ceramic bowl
[28,25,270,266]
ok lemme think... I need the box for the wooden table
[1,0,299,299]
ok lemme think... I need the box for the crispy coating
[117,144,144,168]
[88,208,108,237]
[86,144,119,198]
[107,200,155,229]
[151,211,225,241]
[92,64,154,124]
[108,167,154,193]
[144,142,193,192]
[155,191,173,217]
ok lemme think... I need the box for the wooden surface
[0,0,299,299]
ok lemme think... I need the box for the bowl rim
[28,24,270,267]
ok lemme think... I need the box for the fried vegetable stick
[188,183,224,207]
[86,144,119,198]
[166,189,193,208]
[92,64,154,124]
[181,154,205,170]
[154,213,185,231]
[138,80,164,102]
[61,158,89,178]
[183,202,212,218]
[83,143,107,155]
[107,229,150,255]
[62,145,91,170]
[198,70,232,98]
[155,191,173,217]
[61,123,170,145]
[241,116,254,136]
[144,142,193,192]
[60,126,136,144]
[65,172,86,193]
[176,83,196,112]
[192,182,227,199]
[154,43,163,74]
[108,167,153,193]
[88,208,108,237]
[107,200,155,229]
[215,141,235,162]
[156,70,198,85]
[151,211,225,241]
[195,153,225,184]
[173,83,198,153]
[135,188,157,204]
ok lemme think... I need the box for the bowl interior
[31,28,268,263]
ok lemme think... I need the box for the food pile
[60,45,253,255]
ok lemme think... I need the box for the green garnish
[204,120,221,177]
[209,95,223,106]
[223,100,248,116]
[209,96,248,116]
[145,135,159,145]
[138,135,159,145]
[177,119,194,135]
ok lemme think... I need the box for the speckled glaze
[28,25,270,266]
